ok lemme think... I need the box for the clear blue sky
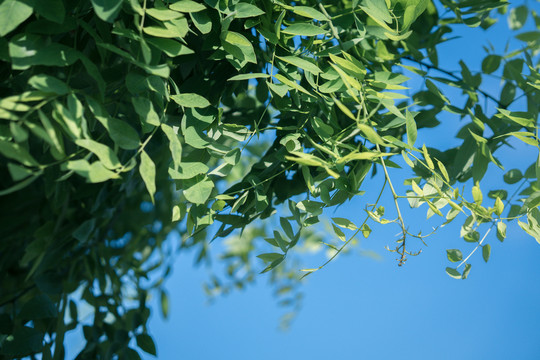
[142,5,540,360]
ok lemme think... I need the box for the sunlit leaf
[139,150,156,203]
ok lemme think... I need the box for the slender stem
[318,3,342,46]
[139,0,147,31]
[301,177,387,278]
[403,56,504,108]
[457,226,492,268]
[457,177,529,268]
[359,89,409,264]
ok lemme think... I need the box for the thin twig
[403,56,505,108]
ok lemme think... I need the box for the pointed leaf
[139,150,156,203]
[171,93,211,108]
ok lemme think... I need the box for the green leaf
[184,177,214,204]
[233,3,265,18]
[337,151,392,164]
[136,334,157,356]
[28,0,65,23]
[160,290,169,319]
[481,54,501,74]
[75,139,121,170]
[405,110,417,147]
[169,0,206,12]
[496,109,535,127]
[91,0,123,22]
[401,0,428,30]
[332,223,346,241]
[503,169,523,184]
[19,294,58,320]
[67,160,120,183]
[72,219,96,242]
[139,150,156,203]
[0,326,44,357]
[183,126,209,148]
[425,78,449,104]
[147,37,194,57]
[518,208,540,244]
[228,73,270,81]
[422,144,434,169]
[508,5,528,30]
[146,7,184,21]
[161,124,182,170]
[221,31,257,64]
[472,185,483,205]
[464,231,480,243]
[515,31,540,43]
[291,6,327,21]
[257,252,284,263]
[462,263,472,279]
[482,244,491,263]
[361,224,371,238]
[28,74,70,95]
[446,249,463,262]
[190,11,212,34]
[274,230,289,253]
[494,197,504,216]
[488,190,508,200]
[280,217,295,241]
[277,55,322,75]
[330,54,366,79]
[311,117,334,138]
[171,93,211,108]
[332,217,357,230]
[281,23,326,36]
[132,97,161,126]
[445,267,462,279]
[0,0,33,37]
[0,140,38,166]
[360,0,392,26]
[274,74,314,97]
[497,221,506,241]
[357,124,386,145]
[102,117,140,150]
[9,35,79,70]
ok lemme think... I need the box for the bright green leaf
[171,93,211,108]
[0,0,33,37]
[184,177,214,204]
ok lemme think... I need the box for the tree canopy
[0,0,539,358]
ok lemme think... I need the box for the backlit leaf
[482,244,491,263]
[446,249,463,262]
[184,177,214,204]
[170,0,206,12]
[445,267,462,279]
[281,23,326,36]
[233,3,264,18]
[0,0,33,37]
[139,150,156,203]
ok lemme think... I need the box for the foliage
[0,0,539,358]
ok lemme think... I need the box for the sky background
[140,3,540,360]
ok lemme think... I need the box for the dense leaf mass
[0,0,539,358]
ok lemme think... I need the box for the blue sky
[144,5,540,360]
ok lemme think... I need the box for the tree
[0,0,539,358]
